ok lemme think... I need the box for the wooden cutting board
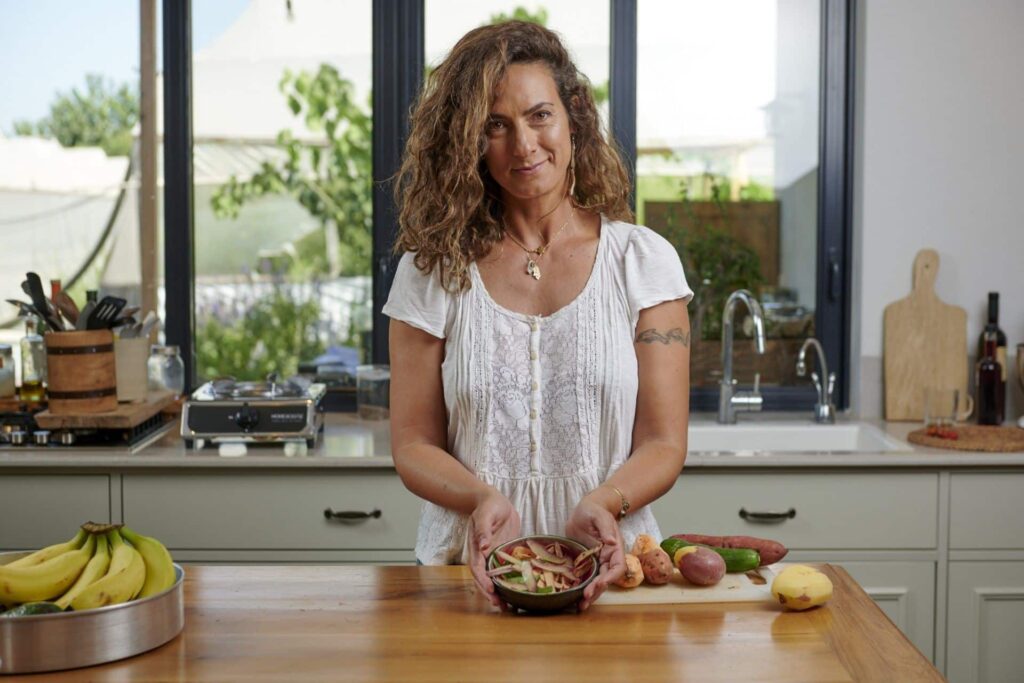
[884,249,969,421]
[597,564,778,605]
[33,390,174,429]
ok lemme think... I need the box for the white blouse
[383,216,693,564]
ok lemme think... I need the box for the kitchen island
[5,564,942,682]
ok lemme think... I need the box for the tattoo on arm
[635,327,691,347]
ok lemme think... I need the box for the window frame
[162,0,855,411]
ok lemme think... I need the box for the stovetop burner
[209,375,307,400]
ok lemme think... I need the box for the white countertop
[2,412,1024,469]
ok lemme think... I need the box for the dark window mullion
[371,0,424,366]
[817,0,856,409]
[610,0,638,211]
[162,0,196,392]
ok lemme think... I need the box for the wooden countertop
[15,564,943,682]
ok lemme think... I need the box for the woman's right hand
[467,489,521,609]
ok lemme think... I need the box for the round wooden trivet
[907,425,1024,452]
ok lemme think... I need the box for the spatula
[86,296,127,330]
[24,273,64,332]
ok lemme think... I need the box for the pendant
[526,258,542,280]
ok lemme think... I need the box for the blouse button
[530,351,537,361]
[530,409,537,420]
[529,443,537,453]
[530,322,538,332]
[531,381,538,391]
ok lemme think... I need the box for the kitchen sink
[687,422,912,454]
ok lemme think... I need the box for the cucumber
[1,602,64,618]
[660,538,760,573]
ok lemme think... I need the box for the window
[190,0,373,382]
[637,0,823,396]
[1,0,161,385]
[162,1,853,410]
[425,1,610,124]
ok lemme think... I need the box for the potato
[639,548,673,585]
[631,533,659,557]
[677,546,726,586]
[771,565,833,611]
[614,553,644,588]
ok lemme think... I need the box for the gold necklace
[504,205,576,280]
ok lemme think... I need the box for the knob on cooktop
[235,406,260,431]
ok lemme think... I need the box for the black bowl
[487,535,599,613]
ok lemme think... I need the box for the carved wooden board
[883,249,969,421]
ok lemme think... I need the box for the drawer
[0,474,110,549]
[123,472,421,550]
[950,473,1024,549]
[651,472,938,549]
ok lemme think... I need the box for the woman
[384,20,692,611]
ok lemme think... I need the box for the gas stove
[181,376,326,448]
[0,410,173,451]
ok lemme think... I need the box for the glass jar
[148,345,185,398]
[19,317,46,403]
[0,343,15,398]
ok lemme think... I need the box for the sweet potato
[671,534,788,566]
[614,554,644,588]
[639,548,673,585]
[677,547,726,586]
[631,533,659,557]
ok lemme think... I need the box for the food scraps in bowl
[486,536,600,613]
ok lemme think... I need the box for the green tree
[211,64,372,278]
[14,74,138,157]
[487,6,609,105]
[195,288,325,381]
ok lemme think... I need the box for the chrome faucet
[718,290,767,424]
[796,337,836,423]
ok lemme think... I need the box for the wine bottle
[977,292,1008,382]
[976,330,1004,425]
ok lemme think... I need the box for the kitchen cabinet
[122,472,421,563]
[946,561,1024,683]
[0,474,110,550]
[945,472,1024,683]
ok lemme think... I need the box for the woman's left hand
[565,495,626,611]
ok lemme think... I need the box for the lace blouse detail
[383,217,692,564]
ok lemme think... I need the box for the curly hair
[394,20,633,292]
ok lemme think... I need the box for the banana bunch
[0,524,176,615]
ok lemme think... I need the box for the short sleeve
[623,226,693,320]
[382,252,449,339]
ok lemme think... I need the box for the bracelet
[602,483,630,520]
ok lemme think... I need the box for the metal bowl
[0,551,184,674]
[487,535,599,614]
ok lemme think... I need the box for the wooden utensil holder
[45,330,118,414]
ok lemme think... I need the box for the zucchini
[1,602,64,618]
[660,538,760,573]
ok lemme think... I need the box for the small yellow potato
[771,565,833,611]
[614,553,644,588]
[631,534,659,557]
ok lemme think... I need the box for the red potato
[672,534,788,566]
[639,548,673,585]
[677,546,726,586]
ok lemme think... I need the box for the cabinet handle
[323,508,382,522]
[739,507,796,523]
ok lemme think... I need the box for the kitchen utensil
[24,272,64,332]
[120,305,140,319]
[139,310,160,338]
[883,249,969,421]
[53,290,80,326]
[5,299,42,320]
[76,300,96,330]
[85,295,127,330]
